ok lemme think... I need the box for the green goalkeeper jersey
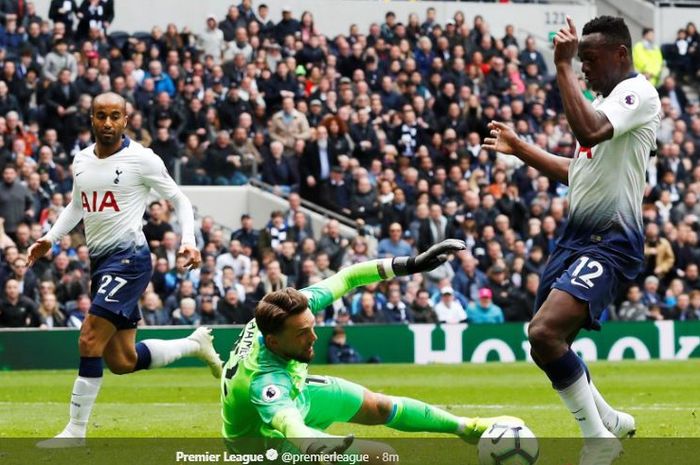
[220,259,395,439]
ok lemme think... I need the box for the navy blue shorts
[89,245,153,330]
[535,245,627,331]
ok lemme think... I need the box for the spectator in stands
[171,297,200,326]
[518,35,548,76]
[326,166,352,214]
[617,284,649,321]
[231,214,259,256]
[418,204,450,252]
[508,273,538,322]
[670,293,691,321]
[154,231,179,269]
[197,14,225,63]
[38,291,65,328]
[641,275,663,307]
[644,222,675,280]
[377,223,412,258]
[353,291,386,324]
[633,27,663,86]
[9,256,38,302]
[466,288,504,324]
[0,278,40,327]
[143,201,174,249]
[206,130,247,185]
[48,0,77,36]
[141,291,169,326]
[327,325,362,364]
[269,96,311,155]
[350,176,380,227]
[218,287,252,324]
[42,38,77,82]
[66,294,91,328]
[683,290,700,320]
[0,165,32,239]
[216,239,252,279]
[383,287,411,323]
[300,125,337,201]
[434,286,467,324]
[656,76,688,116]
[199,294,224,325]
[76,0,113,42]
[452,253,487,302]
[261,140,299,194]
[257,260,287,294]
[317,219,347,271]
[258,210,289,257]
[409,288,438,323]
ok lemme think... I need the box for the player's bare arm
[27,238,53,267]
[554,16,614,147]
[483,121,570,184]
[178,243,201,269]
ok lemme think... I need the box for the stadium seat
[108,31,130,50]
[132,31,152,46]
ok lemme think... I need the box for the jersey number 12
[570,257,604,289]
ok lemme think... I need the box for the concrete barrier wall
[180,185,357,239]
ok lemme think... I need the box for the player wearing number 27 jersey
[536,73,661,329]
[31,93,221,447]
[44,137,195,325]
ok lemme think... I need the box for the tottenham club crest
[114,168,123,184]
[621,92,640,110]
[262,384,281,402]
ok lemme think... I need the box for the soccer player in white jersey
[28,92,223,447]
[484,16,660,465]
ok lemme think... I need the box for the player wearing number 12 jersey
[28,93,223,448]
[484,16,660,465]
[221,240,522,456]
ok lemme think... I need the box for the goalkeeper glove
[392,239,466,276]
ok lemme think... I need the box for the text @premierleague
[175,449,400,464]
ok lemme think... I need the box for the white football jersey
[562,74,661,259]
[47,138,195,259]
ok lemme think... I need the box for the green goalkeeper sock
[385,397,464,434]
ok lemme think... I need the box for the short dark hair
[582,16,631,50]
[642,27,654,36]
[256,288,309,336]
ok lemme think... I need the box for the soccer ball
[477,422,539,465]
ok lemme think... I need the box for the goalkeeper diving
[220,239,522,455]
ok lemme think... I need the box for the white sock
[555,371,609,438]
[589,381,618,430]
[64,376,102,437]
[141,338,199,369]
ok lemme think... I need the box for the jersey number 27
[97,274,128,303]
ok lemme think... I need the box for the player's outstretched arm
[553,16,613,147]
[483,121,571,184]
[272,408,354,455]
[28,184,84,266]
[142,152,201,268]
[302,239,466,313]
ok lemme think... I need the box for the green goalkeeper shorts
[303,375,367,430]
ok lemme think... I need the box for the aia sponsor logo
[81,191,120,212]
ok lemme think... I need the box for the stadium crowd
[0,1,699,329]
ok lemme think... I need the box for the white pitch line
[437,404,698,412]
[0,401,219,407]
[0,402,696,411]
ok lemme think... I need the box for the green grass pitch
[1,360,698,439]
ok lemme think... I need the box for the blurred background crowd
[0,0,699,329]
